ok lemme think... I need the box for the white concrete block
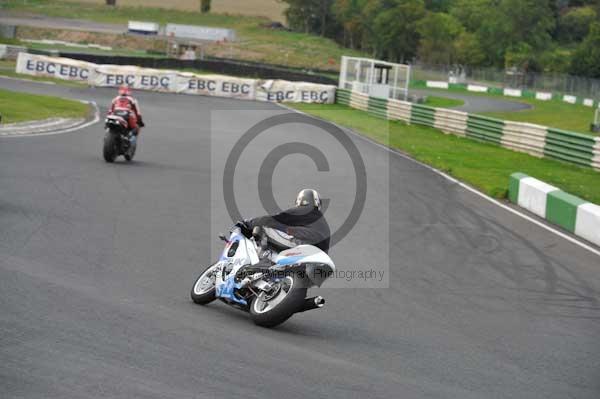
[535,92,552,101]
[575,203,600,246]
[426,81,449,89]
[504,88,522,97]
[467,84,488,93]
[518,177,558,218]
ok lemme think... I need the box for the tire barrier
[336,88,600,171]
[509,173,600,246]
[15,52,336,104]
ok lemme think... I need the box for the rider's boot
[129,129,138,146]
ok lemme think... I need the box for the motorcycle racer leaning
[241,189,331,254]
[109,85,145,142]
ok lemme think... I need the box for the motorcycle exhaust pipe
[298,296,325,313]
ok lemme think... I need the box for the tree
[450,0,555,67]
[499,0,555,52]
[539,48,571,73]
[504,42,536,70]
[200,0,211,13]
[281,0,314,33]
[417,12,463,64]
[281,0,334,36]
[371,0,427,62]
[557,6,597,42]
[333,0,367,49]
[450,0,493,32]
[424,0,455,12]
[454,31,485,66]
[571,22,600,77]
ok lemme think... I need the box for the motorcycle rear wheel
[103,132,118,163]
[249,273,307,328]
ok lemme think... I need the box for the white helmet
[295,189,322,211]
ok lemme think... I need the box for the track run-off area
[1,78,599,399]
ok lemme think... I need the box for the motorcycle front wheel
[249,273,307,328]
[191,263,219,305]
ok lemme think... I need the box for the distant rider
[243,189,331,254]
[109,85,145,142]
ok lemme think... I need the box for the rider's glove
[235,220,253,238]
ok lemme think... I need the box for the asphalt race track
[1,78,599,399]
[411,89,532,113]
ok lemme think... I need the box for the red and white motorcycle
[103,110,136,163]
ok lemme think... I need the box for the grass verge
[423,96,464,108]
[483,100,595,135]
[288,103,600,205]
[0,88,89,123]
[2,0,364,70]
[412,84,597,135]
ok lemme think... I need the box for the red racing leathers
[109,95,143,135]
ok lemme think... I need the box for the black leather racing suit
[246,206,331,253]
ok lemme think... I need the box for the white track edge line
[276,103,600,258]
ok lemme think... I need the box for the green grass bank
[289,103,600,205]
[0,88,89,123]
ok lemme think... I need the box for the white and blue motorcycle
[191,223,335,327]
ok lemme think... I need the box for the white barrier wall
[15,53,335,104]
[16,53,93,81]
[504,88,522,97]
[256,80,336,103]
[575,203,600,246]
[178,72,256,100]
[128,21,160,35]
[518,177,558,218]
[535,92,552,101]
[426,81,449,89]
[92,65,180,92]
[165,24,236,42]
[467,84,488,93]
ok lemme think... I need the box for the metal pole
[393,64,399,100]
[339,56,347,89]
[405,65,411,101]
